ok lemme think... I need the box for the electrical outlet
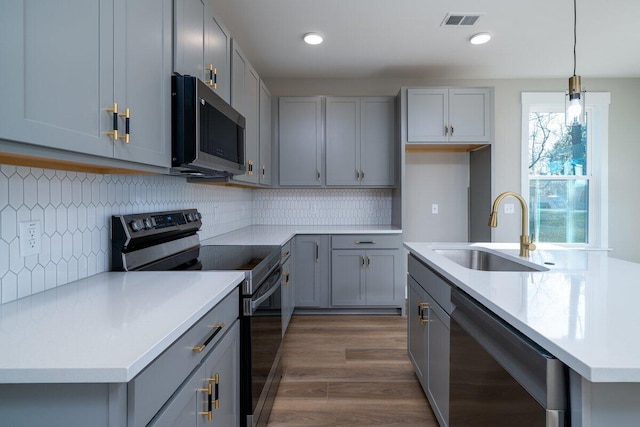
[432,204,439,214]
[19,220,41,257]
[504,203,515,214]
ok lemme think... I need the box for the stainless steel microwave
[171,75,246,178]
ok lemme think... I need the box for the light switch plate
[432,204,439,214]
[19,220,41,257]
[504,203,515,214]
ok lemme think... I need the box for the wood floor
[267,315,439,427]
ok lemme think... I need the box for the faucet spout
[488,191,536,257]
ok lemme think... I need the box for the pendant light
[566,0,586,125]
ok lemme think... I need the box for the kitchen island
[406,242,640,427]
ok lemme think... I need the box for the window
[521,92,610,248]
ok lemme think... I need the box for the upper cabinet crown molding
[404,87,493,145]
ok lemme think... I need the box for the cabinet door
[173,0,205,81]
[0,0,114,158]
[407,276,429,393]
[113,0,172,167]
[406,88,448,142]
[278,97,323,186]
[426,293,450,426]
[230,43,260,184]
[281,256,292,335]
[259,81,272,186]
[198,321,240,427]
[448,88,491,142]
[331,250,365,306]
[325,97,360,186]
[364,250,400,305]
[204,4,231,103]
[150,366,199,427]
[294,235,327,307]
[360,97,395,186]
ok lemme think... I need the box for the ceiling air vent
[442,13,483,27]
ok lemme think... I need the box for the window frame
[521,92,610,249]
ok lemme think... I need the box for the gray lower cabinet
[281,243,294,335]
[408,275,428,385]
[331,249,401,306]
[325,97,395,187]
[0,289,240,427]
[407,255,451,427]
[173,0,231,103]
[0,0,172,168]
[278,97,323,186]
[294,235,330,308]
[150,320,240,427]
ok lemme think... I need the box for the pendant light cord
[573,0,577,76]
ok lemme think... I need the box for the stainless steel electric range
[111,209,283,427]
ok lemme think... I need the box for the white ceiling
[210,0,640,80]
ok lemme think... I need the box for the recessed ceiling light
[303,32,323,45]
[470,32,491,45]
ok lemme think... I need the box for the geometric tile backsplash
[0,164,393,304]
[253,188,392,225]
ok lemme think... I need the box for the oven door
[241,267,283,427]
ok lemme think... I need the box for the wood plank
[268,314,437,426]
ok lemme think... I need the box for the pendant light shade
[567,0,586,125]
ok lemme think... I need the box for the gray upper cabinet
[407,88,491,143]
[231,42,265,186]
[113,0,172,167]
[259,81,272,186]
[326,97,395,187]
[174,0,231,103]
[0,0,171,168]
[278,97,323,186]
[0,0,113,159]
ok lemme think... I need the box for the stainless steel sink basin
[434,248,547,272]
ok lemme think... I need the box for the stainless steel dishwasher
[450,288,568,427]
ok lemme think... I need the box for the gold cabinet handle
[193,323,225,353]
[198,382,213,421]
[106,103,119,141]
[118,108,130,144]
[213,373,220,409]
[284,270,290,286]
[418,302,431,325]
[205,65,217,89]
[450,124,454,136]
[361,170,365,181]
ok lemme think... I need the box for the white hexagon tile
[0,165,392,304]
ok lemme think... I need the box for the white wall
[266,77,640,262]
[404,151,469,242]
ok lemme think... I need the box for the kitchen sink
[434,248,548,272]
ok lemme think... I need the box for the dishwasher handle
[451,289,567,411]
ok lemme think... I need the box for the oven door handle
[250,274,281,313]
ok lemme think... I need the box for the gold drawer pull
[193,323,225,353]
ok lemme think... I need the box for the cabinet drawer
[128,288,239,427]
[331,234,401,249]
[408,255,452,314]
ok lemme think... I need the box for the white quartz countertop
[0,271,244,384]
[404,242,640,383]
[200,225,402,246]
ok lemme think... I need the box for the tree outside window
[528,112,589,243]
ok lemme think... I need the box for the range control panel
[111,209,202,252]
